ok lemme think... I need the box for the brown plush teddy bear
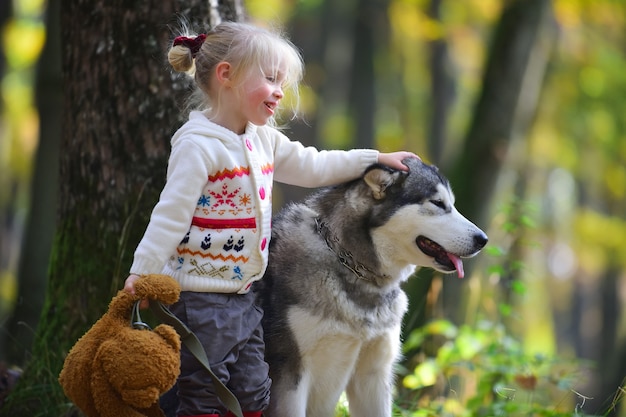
[59,274,182,417]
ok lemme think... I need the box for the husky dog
[258,158,488,417]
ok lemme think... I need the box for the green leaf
[455,331,485,360]
[485,245,506,256]
[511,280,527,295]
[499,303,513,316]
[424,319,458,338]
[403,359,440,389]
[403,329,425,352]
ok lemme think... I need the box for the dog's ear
[363,167,402,200]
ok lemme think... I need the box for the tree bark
[2,0,222,414]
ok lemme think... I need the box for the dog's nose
[474,232,488,249]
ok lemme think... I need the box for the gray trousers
[169,290,271,415]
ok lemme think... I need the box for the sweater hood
[171,110,259,146]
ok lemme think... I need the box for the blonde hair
[168,21,304,126]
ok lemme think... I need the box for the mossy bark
[1,0,226,414]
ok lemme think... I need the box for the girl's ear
[215,61,232,87]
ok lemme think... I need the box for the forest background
[0,0,624,416]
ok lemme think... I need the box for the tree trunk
[450,0,554,226]
[272,6,325,206]
[317,0,356,149]
[1,0,228,414]
[441,0,555,323]
[348,0,388,150]
[401,0,456,336]
[571,267,625,416]
[275,0,361,205]
[426,0,454,166]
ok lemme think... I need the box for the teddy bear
[59,274,182,417]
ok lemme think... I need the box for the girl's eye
[266,76,276,83]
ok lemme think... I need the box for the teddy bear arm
[97,331,179,408]
[134,274,180,305]
[92,356,149,417]
[59,344,102,417]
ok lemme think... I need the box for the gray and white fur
[258,158,487,417]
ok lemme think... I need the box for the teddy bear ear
[153,325,182,352]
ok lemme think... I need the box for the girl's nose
[273,88,284,99]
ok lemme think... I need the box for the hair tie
[173,34,207,58]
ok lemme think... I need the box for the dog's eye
[430,199,446,209]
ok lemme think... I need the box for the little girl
[124,21,417,417]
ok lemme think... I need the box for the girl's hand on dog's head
[378,151,420,171]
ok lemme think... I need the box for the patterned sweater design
[130,110,378,294]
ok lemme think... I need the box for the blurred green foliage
[398,318,593,417]
[0,0,624,414]
[0,0,45,316]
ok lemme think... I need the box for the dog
[258,158,488,417]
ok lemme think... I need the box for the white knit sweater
[130,110,378,293]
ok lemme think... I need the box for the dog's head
[365,158,487,278]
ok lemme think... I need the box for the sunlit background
[0,0,624,415]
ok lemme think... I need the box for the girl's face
[211,63,286,134]
[238,69,285,128]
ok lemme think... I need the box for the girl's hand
[124,274,149,308]
[378,151,420,171]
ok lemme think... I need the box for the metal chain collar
[315,217,387,285]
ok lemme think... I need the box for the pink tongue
[446,253,464,278]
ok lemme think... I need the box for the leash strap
[142,300,244,417]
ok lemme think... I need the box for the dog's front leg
[265,371,309,417]
[345,330,401,417]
